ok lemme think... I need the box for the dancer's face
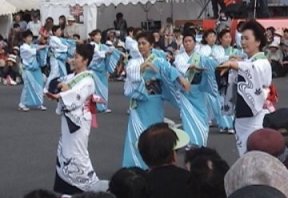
[241,29,260,57]
[93,33,102,43]
[220,32,232,48]
[183,36,195,53]
[205,33,216,46]
[74,53,87,72]
[138,37,152,58]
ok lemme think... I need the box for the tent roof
[9,0,40,11]
[0,0,16,16]
[42,0,158,7]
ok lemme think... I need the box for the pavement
[0,77,287,197]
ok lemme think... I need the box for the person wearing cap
[89,29,120,113]
[19,30,47,111]
[247,128,288,168]
[2,54,18,86]
[267,41,284,78]
[45,25,69,92]
[64,16,80,39]
[218,20,272,156]
[27,13,42,41]
[138,122,191,198]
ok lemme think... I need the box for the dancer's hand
[179,76,190,92]
[46,92,60,100]
[58,83,70,92]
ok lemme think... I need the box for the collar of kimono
[67,71,94,89]
[250,52,266,62]
[187,51,200,67]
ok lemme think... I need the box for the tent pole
[253,0,257,18]
[197,0,211,19]
[170,1,174,20]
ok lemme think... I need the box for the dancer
[122,32,190,169]
[218,20,272,155]
[89,29,121,113]
[174,31,212,146]
[47,44,108,195]
[45,25,68,92]
[18,30,46,111]
[199,29,235,133]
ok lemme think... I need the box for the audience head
[23,189,57,198]
[228,185,286,198]
[72,192,116,198]
[138,123,178,168]
[201,29,217,46]
[127,27,134,37]
[13,23,21,32]
[224,151,288,197]
[241,20,266,56]
[185,147,229,198]
[116,12,124,20]
[44,17,54,30]
[283,28,288,39]
[109,167,147,198]
[59,15,67,29]
[67,15,76,25]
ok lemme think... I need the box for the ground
[0,77,287,197]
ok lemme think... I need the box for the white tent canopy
[0,0,16,16]
[9,0,40,11]
[41,0,157,6]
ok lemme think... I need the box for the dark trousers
[251,0,270,18]
[54,171,83,195]
[211,0,226,18]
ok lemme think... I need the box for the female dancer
[218,20,272,155]
[19,30,46,111]
[122,32,190,168]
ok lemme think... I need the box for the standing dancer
[199,29,234,133]
[45,25,68,92]
[89,29,121,113]
[18,30,46,111]
[174,32,212,146]
[47,44,108,195]
[218,20,272,156]
[122,32,190,169]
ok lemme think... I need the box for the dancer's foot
[105,109,112,113]
[18,104,30,112]
[39,105,47,111]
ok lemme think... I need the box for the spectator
[113,13,127,41]
[185,147,229,198]
[224,151,288,197]
[234,21,245,49]
[265,26,275,46]
[0,45,8,83]
[13,13,27,32]
[246,128,288,168]
[267,42,284,78]
[64,16,79,39]
[72,192,116,198]
[282,28,288,43]
[23,189,57,198]
[173,28,183,51]
[160,17,175,50]
[228,185,286,198]
[8,23,22,51]
[211,0,226,18]
[2,54,18,85]
[108,167,147,198]
[59,15,67,37]
[138,122,192,198]
[152,31,165,50]
[39,17,54,44]
[281,40,288,74]
[27,13,42,41]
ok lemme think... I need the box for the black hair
[22,30,33,39]
[241,20,267,51]
[236,21,245,32]
[23,189,57,198]
[0,34,3,41]
[73,34,80,40]
[284,28,288,33]
[52,25,61,34]
[76,44,94,66]
[13,23,20,29]
[46,17,54,23]
[218,28,231,40]
[72,192,116,198]
[109,167,147,198]
[166,17,173,24]
[127,27,134,35]
[136,32,155,45]
[89,29,102,37]
[59,15,66,29]
[183,31,196,42]
[138,123,178,167]
[201,29,216,44]
[116,12,123,19]
[185,147,230,198]
[266,26,276,33]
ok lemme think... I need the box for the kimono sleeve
[174,54,190,75]
[155,58,181,83]
[59,77,95,111]
[49,37,68,53]
[20,45,38,70]
[212,45,228,64]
